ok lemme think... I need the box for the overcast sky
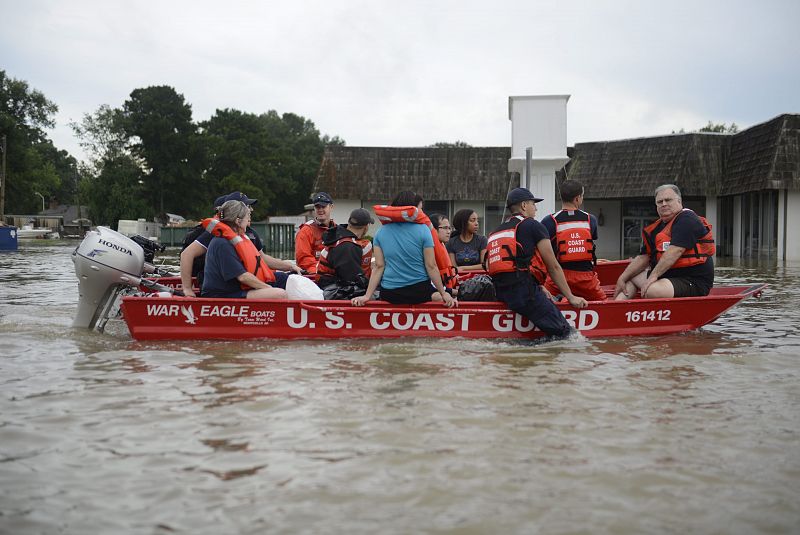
[3,0,798,161]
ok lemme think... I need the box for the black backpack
[457,274,496,301]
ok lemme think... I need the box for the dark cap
[506,187,543,208]
[214,191,257,210]
[312,192,334,206]
[348,208,374,227]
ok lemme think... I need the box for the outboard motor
[73,226,176,330]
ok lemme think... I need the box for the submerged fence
[159,222,296,253]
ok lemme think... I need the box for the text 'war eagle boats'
[72,227,765,342]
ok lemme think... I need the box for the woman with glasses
[430,213,451,246]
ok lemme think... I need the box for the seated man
[614,184,715,300]
[316,208,374,298]
[487,187,588,340]
[180,191,299,296]
[295,192,336,274]
[541,179,606,301]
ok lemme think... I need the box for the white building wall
[582,200,623,260]
[705,195,717,258]
[732,197,742,257]
[783,190,800,261]
[508,95,570,217]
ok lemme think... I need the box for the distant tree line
[1,70,344,227]
[672,121,739,135]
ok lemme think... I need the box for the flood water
[1,242,799,534]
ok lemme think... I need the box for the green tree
[120,86,204,217]
[80,155,149,227]
[698,121,739,134]
[429,141,472,148]
[200,109,341,218]
[0,70,64,214]
[71,103,145,227]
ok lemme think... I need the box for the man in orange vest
[614,184,715,300]
[295,191,336,274]
[541,180,606,301]
[487,187,588,339]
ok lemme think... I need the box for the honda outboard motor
[72,226,152,330]
[74,227,181,331]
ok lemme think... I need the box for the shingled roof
[314,146,516,201]
[566,114,800,198]
[724,114,800,195]
[314,114,800,201]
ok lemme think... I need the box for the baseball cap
[312,192,334,206]
[214,191,257,210]
[506,187,543,208]
[348,208,374,227]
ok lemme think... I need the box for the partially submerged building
[313,104,800,261]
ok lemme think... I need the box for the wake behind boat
[72,227,765,341]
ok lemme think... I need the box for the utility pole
[1,134,6,222]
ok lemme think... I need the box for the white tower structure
[508,95,570,216]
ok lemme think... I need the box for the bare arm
[538,239,587,308]
[352,246,385,305]
[613,254,650,298]
[640,246,685,296]
[237,271,270,290]
[179,241,206,297]
[261,251,302,274]
[424,247,455,307]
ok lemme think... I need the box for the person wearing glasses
[429,213,452,246]
[295,192,336,274]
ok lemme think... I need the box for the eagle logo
[181,305,197,325]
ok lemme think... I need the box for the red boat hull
[121,284,764,341]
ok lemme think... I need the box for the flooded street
[1,242,799,534]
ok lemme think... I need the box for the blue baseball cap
[506,187,543,208]
[214,191,257,210]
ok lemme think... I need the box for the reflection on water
[1,243,799,533]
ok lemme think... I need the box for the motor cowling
[72,226,146,329]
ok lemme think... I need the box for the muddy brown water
[1,242,798,534]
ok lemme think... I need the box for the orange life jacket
[486,215,547,283]
[549,210,594,263]
[317,237,373,278]
[202,218,276,288]
[643,209,715,269]
[373,205,458,288]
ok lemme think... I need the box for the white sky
[3,0,799,162]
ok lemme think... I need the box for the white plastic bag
[285,274,324,300]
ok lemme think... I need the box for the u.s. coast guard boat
[72,227,765,341]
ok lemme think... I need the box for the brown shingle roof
[314,146,516,201]
[313,115,800,201]
[724,114,800,194]
[566,114,800,198]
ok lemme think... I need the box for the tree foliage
[4,72,344,225]
[698,121,739,134]
[429,141,472,148]
[0,70,76,214]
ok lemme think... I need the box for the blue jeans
[494,274,572,339]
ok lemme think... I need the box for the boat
[72,227,765,341]
[17,224,56,239]
[120,285,764,341]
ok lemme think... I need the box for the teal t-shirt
[373,223,433,289]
